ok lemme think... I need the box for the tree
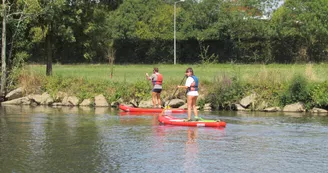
[1,0,39,97]
[1,0,7,97]
[271,0,328,62]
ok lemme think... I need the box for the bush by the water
[280,74,311,109]
[207,74,245,110]
[309,81,328,109]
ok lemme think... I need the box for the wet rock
[5,87,23,101]
[80,99,92,106]
[62,96,79,106]
[94,94,109,107]
[240,93,256,108]
[52,102,63,107]
[40,92,54,105]
[283,102,305,112]
[54,91,68,102]
[1,97,30,105]
[28,94,42,104]
[263,107,281,112]
[311,108,328,115]
[138,100,153,108]
[203,103,212,111]
[166,99,185,108]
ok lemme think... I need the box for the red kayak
[158,115,226,128]
[119,104,187,113]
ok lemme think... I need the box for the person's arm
[178,77,192,89]
[177,85,188,89]
[145,73,151,80]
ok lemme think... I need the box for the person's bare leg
[187,95,193,120]
[192,96,198,118]
[156,93,161,108]
[152,92,157,108]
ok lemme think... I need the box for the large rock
[28,92,54,105]
[52,102,63,107]
[311,108,328,114]
[5,87,23,100]
[94,94,109,107]
[40,92,54,105]
[55,91,68,102]
[80,99,92,106]
[28,94,42,105]
[203,103,212,111]
[283,102,306,112]
[240,94,256,108]
[138,100,153,108]
[62,96,79,106]
[166,99,185,108]
[263,107,281,112]
[1,97,31,105]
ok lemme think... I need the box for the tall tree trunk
[1,0,7,97]
[46,25,52,76]
[8,12,24,71]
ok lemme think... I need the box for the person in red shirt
[146,67,163,108]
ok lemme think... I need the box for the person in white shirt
[177,67,199,121]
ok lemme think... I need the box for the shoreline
[1,64,327,116]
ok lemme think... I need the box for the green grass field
[18,63,328,108]
[27,63,328,84]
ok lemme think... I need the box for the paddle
[160,75,186,116]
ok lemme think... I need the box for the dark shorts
[152,88,162,93]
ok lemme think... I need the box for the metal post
[173,0,184,65]
[174,2,177,65]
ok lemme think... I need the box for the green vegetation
[207,74,245,110]
[16,64,328,110]
[280,74,311,108]
[3,1,328,68]
[26,63,328,83]
[2,0,328,110]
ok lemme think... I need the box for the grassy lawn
[27,63,328,84]
[17,63,328,109]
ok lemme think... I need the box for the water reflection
[184,128,199,172]
[0,105,115,116]
[1,105,328,173]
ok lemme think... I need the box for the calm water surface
[0,106,328,173]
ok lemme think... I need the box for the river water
[0,105,328,173]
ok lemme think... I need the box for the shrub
[309,81,328,108]
[197,98,206,110]
[130,80,151,106]
[207,74,245,110]
[280,74,312,108]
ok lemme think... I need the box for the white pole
[173,0,184,65]
[174,2,177,65]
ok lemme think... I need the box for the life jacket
[188,75,198,91]
[152,73,163,86]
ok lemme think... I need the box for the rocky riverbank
[2,87,327,116]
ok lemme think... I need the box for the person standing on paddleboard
[177,67,199,121]
[146,67,163,108]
